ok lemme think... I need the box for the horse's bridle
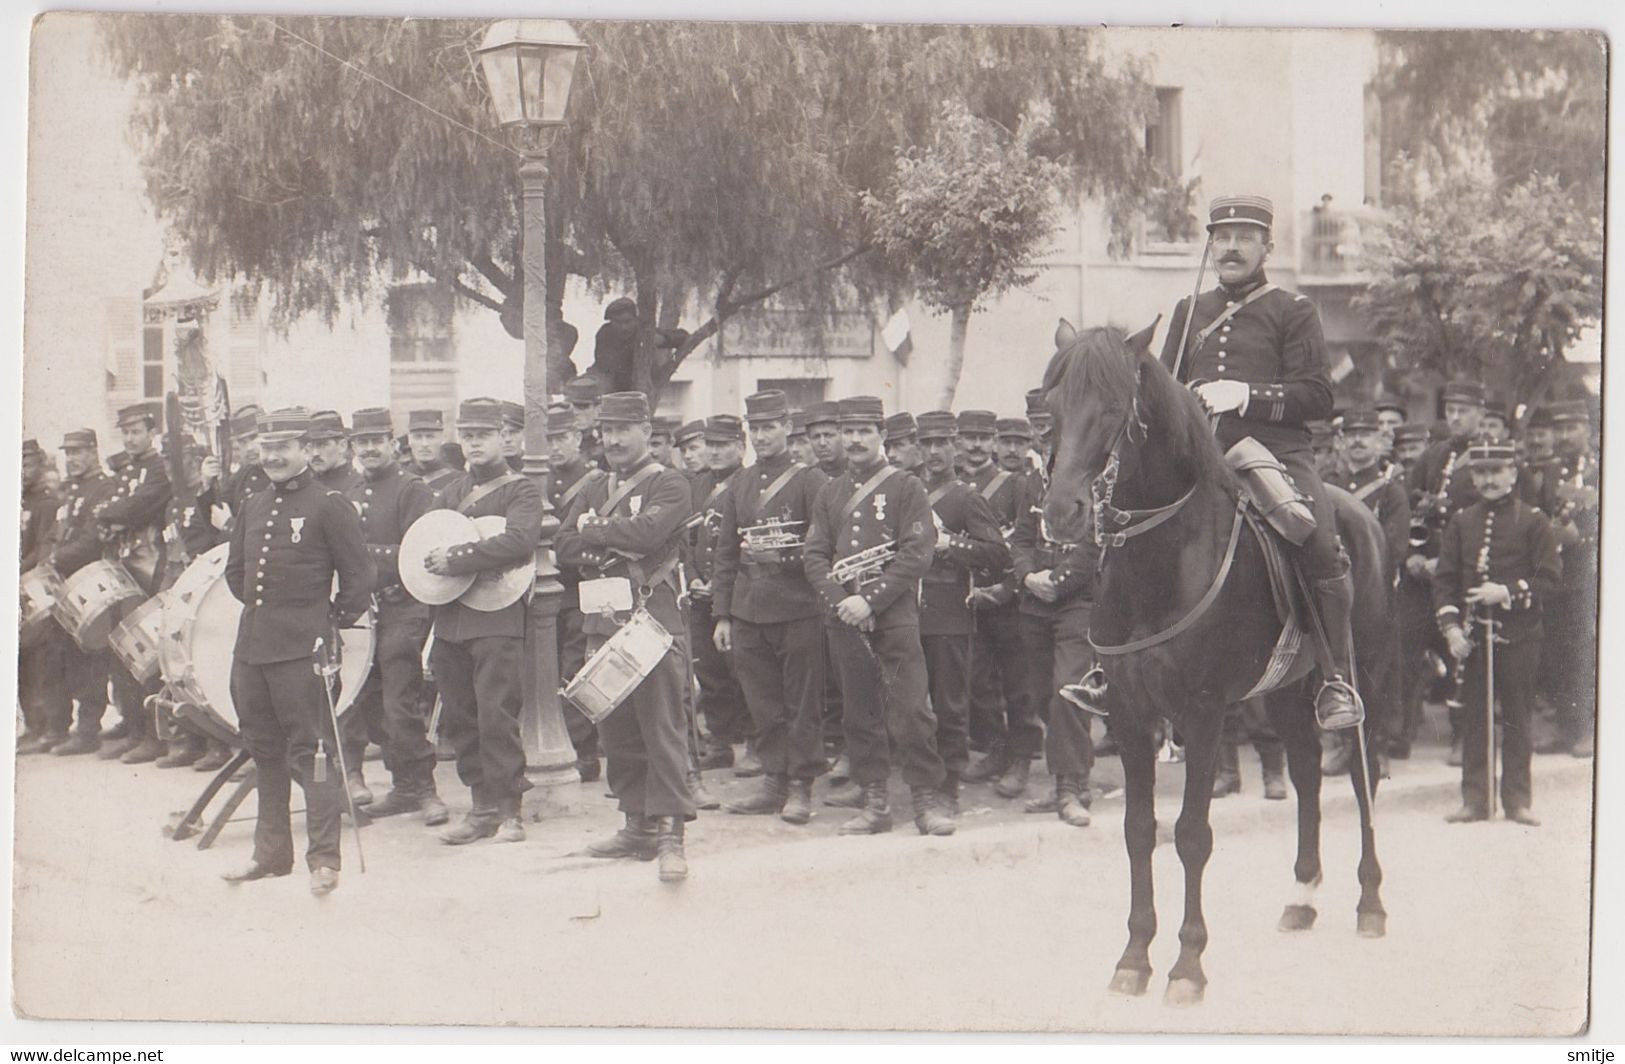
[1088,364,1195,563]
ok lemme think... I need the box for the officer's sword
[1169,236,1213,385]
[675,561,704,767]
[314,632,367,873]
[1478,605,1499,820]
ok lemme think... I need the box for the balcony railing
[1299,205,1384,282]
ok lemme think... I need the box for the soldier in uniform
[995,417,1036,476]
[155,441,229,769]
[1391,423,1429,475]
[1010,476,1100,825]
[711,390,830,823]
[48,430,118,756]
[555,392,697,881]
[803,396,954,837]
[1374,398,1407,455]
[1535,399,1598,759]
[199,404,269,532]
[1310,421,1340,479]
[1435,438,1560,825]
[564,375,607,471]
[421,399,543,845]
[1025,389,1054,478]
[499,400,527,473]
[18,439,68,754]
[688,415,754,773]
[956,409,1039,799]
[883,412,925,476]
[222,408,376,895]
[340,408,445,825]
[1160,193,1363,733]
[674,419,707,476]
[404,408,463,504]
[787,410,815,468]
[546,404,608,781]
[1480,400,1510,443]
[649,415,678,468]
[804,401,847,480]
[306,410,362,496]
[96,402,173,764]
[913,411,1008,816]
[803,399,849,764]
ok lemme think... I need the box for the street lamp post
[476,19,587,786]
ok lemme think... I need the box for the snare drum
[19,565,64,648]
[109,593,166,685]
[54,559,143,650]
[562,607,674,723]
[160,544,375,745]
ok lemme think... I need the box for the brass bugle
[831,541,896,585]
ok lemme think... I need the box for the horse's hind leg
[1166,707,1222,1006]
[1268,688,1324,931]
[1351,722,1387,937]
[1108,716,1158,997]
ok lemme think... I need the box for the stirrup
[1314,677,1365,731]
[1059,665,1110,717]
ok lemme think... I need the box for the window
[757,378,827,411]
[386,284,454,363]
[142,324,164,398]
[1145,88,1182,177]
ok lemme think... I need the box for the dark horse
[1039,322,1390,1007]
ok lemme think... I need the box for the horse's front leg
[1351,721,1387,938]
[1108,714,1158,996]
[1269,688,1324,931]
[1166,706,1222,1006]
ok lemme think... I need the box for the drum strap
[741,462,807,528]
[840,466,901,526]
[597,463,663,518]
[979,471,1012,503]
[558,468,604,511]
[928,483,955,511]
[1350,467,1393,504]
[456,473,526,514]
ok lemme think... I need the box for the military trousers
[55,629,110,736]
[920,633,972,777]
[1541,582,1598,745]
[829,623,944,790]
[597,639,695,819]
[431,635,528,808]
[230,656,344,872]
[730,616,826,780]
[1020,606,1096,783]
[557,603,599,761]
[691,598,751,747]
[18,632,68,739]
[1396,575,1437,748]
[1458,634,1539,816]
[969,606,1041,758]
[342,609,433,792]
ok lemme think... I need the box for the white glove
[209,503,232,531]
[1195,380,1250,416]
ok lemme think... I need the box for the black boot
[911,787,956,836]
[781,779,814,825]
[656,816,688,882]
[1311,572,1364,730]
[993,755,1031,799]
[937,773,961,818]
[588,814,658,859]
[962,742,1007,783]
[727,773,788,815]
[1259,742,1288,800]
[824,779,866,808]
[439,807,500,845]
[1212,738,1241,798]
[838,782,893,835]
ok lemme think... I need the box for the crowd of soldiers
[15,303,1601,894]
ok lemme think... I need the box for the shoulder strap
[595,462,663,518]
[455,472,525,514]
[927,483,955,509]
[1192,283,1279,354]
[558,468,603,510]
[980,471,1012,502]
[839,465,900,526]
[742,462,808,528]
[704,475,733,509]
[1350,476,1387,504]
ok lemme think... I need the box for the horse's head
[1039,319,1160,541]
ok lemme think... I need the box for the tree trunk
[936,303,973,410]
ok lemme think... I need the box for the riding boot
[962,742,1007,783]
[655,816,688,882]
[910,787,956,836]
[1259,741,1288,800]
[838,782,893,835]
[993,756,1031,799]
[1310,572,1365,730]
[726,773,788,815]
[781,779,814,825]
[1211,738,1241,797]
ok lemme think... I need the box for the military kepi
[837,396,885,426]
[598,391,652,424]
[456,397,505,430]
[1207,194,1274,231]
[1465,438,1517,466]
[704,414,743,440]
[116,401,159,428]
[915,411,957,440]
[1439,380,1486,407]
[350,407,394,437]
[1340,408,1381,433]
[22,438,43,460]
[60,428,98,450]
[957,409,997,436]
[743,389,792,423]
[257,407,312,442]
[407,409,445,432]
[306,410,347,440]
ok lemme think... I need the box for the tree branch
[451,277,506,314]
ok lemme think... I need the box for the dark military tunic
[960,461,1038,760]
[200,462,272,528]
[711,451,829,780]
[548,453,608,762]
[405,458,462,507]
[556,455,696,817]
[1330,461,1410,581]
[1534,446,1599,749]
[686,462,750,749]
[19,477,66,740]
[316,462,364,496]
[49,468,117,736]
[1406,436,1478,558]
[1432,492,1561,815]
[21,479,59,573]
[97,448,172,593]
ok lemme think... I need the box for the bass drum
[159,544,375,746]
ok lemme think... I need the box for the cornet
[740,517,806,552]
[831,542,896,587]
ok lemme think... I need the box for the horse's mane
[1044,325,1235,490]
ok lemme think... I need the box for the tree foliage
[102,16,1178,398]
[1355,171,1602,411]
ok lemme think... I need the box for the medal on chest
[629,495,643,516]
[290,517,306,544]
[874,493,887,523]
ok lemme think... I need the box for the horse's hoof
[1164,977,1206,1007]
[1356,911,1387,939]
[1278,904,1318,932]
[1108,968,1151,996]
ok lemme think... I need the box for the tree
[1355,170,1602,414]
[863,102,1064,408]
[103,16,1178,399]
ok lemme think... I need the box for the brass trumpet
[740,517,806,552]
[831,541,896,587]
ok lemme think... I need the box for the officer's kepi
[1206,194,1274,232]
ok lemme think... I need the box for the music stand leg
[169,749,253,842]
[197,765,258,851]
